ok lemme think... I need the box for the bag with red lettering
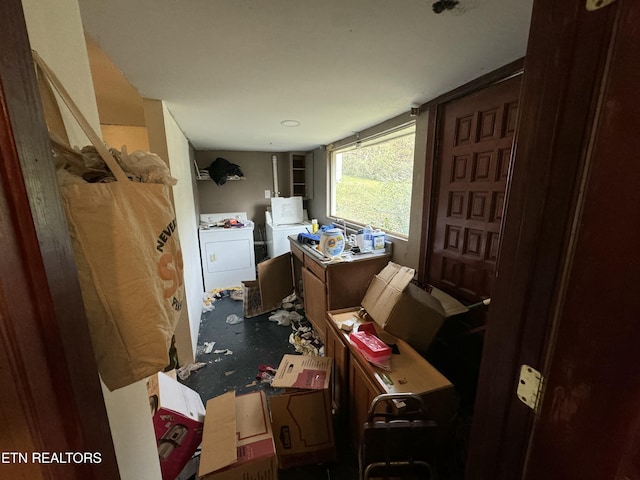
[34,52,184,391]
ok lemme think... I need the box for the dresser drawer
[304,254,326,282]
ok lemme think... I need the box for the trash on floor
[258,364,277,375]
[255,364,277,386]
[289,319,324,356]
[212,349,233,355]
[177,362,207,380]
[281,292,296,304]
[203,341,215,354]
[202,287,243,313]
[202,292,216,313]
[226,314,243,325]
[256,371,274,385]
[268,309,303,326]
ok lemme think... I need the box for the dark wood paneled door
[429,76,521,303]
[467,1,640,478]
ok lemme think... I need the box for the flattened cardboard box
[270,355,335,468]
[147,372,206,480]
[361,262,468,352]
[243,253,293,318]
[199,390,277,480]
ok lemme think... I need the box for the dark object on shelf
[205,157,244,185]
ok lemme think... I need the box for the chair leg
[362,460,434,480]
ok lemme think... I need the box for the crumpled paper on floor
[176,362,207,380]
[268,309,304,326]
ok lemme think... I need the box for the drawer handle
[209,254,216,262]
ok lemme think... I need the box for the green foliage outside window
[334,131,414,236]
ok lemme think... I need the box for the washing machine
[199,212,256,291]
[265,210,312,258]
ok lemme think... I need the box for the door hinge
[586,0,616,11]
[517,365,544,412]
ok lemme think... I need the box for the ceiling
[78,0,533,152]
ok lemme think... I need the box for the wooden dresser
[325,308,456,449]
[288,237,390,342]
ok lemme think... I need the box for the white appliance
[270,196,304,225]
[265,197,311,258]
[199,212,256,291]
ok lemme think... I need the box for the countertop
[288,234,392,265]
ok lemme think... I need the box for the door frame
[0,0,119,477]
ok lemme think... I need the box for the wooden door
[302,267,328,341]
[324,319,349,417]
[521,1,640,478]
[467,0,640,478]
[349,355,382,451]
[428,76,521,302]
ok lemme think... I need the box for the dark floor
[179,292,480,479]
[180,293,359,480]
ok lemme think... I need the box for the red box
[350,330,392,367]
[146,372,206,480]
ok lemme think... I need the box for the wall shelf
[289,152,313,199]
[194,158,245,182]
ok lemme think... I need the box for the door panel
[429,76,521,302]
[302,267,327,341]
[324,322,348,417]
[349,355,381,451]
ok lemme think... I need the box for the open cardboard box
[146,372,206,480]
[242,253,293,318]
[269,354,336,469]
[199,390,277,479]
[360,262,469,352]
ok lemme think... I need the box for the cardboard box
[146,372,206,480]
[361,262,469,352]
[269,355,335,468]
[242,253,294,318]
[199,391,277,480]
[270,197,304,225]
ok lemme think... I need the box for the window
[330,124,415,237]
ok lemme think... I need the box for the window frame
[328,122,416,238]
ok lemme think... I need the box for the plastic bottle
[311,219,318,233]
[362,225,374,252]
[371,229,385,251]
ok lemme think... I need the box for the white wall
[161,101,203,358]
[21,1,162,479]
